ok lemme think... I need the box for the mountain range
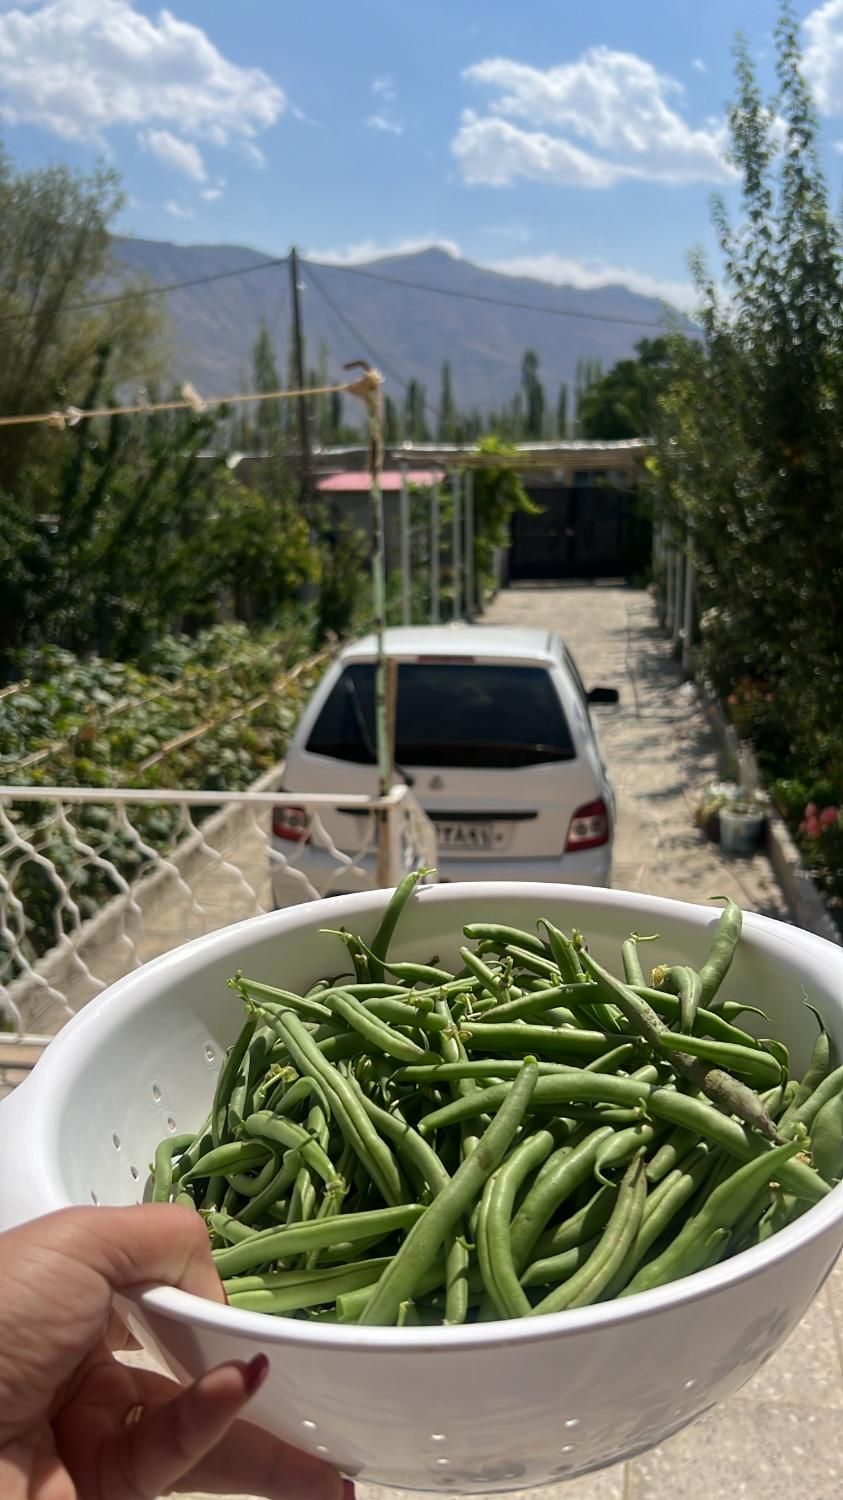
[113,237,687,421]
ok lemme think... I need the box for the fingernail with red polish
[243,1353,270,1396]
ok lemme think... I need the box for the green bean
[532,1181,618,1259]
[810,1088,843,1183]
[225,1257,393,1314]
[594,1121,661,1182]
[623,1138,803,1295]
[384,960,455,985]
[502,945,562,982]
[509,1126,614,1271]
[656,1031,782,1086]
[621,935,647,988]
[367,867,431,981]
[646,1126,697,1183]
[231,977,332,1025]
[520,1235,601,1288]
[462,922,548,956]
[778,1019,831,1134]
[363,997,450,1034]
[478,1130,556,1317]
[584,1042,641,1074]
[461,1022,632,1062]
[212,1204,425,1278]
[782,1062,843,1138]
[359,1058,539,1325]
[604,1143,714,1296]
[632,987,761,1048]
[322,989,430,1063]
[398,1059,581,1083]
[211,1019,256,1148]
[151,1134,195,1202]
[243,1113,338,1186]
[530,1154,647,1314]
[698,897,742,1007]
[654,965,703,1035]
[577,948,779,1141]
[458,945,510,1004]
[229,1152,283,1198]
[266,1011,406,1206]
[183,1139,270,1182]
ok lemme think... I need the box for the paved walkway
[167,584,841,1500]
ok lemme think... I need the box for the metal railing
[0,782,437,1085]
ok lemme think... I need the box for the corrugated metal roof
[317,469,445,493]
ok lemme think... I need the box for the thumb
[114,1354,272,1497]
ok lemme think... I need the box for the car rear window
[305,662,576,769]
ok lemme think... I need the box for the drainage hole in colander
[435,1458,450,1468]
[431,1435,447,1444]
[90,1190,99,1205]
[302,1420,317,1431]
[204,1043,216,1064]
[166,1116,177,1133]
[112,1133,121,1152]
[151,1083,162,1103]
[130,1166,139,1181]
[316,1446,329,1456]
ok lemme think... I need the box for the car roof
[339,625,559,663]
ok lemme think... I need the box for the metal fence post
[399,462,411,627]
[430,484,440,624]
[681,552,695,675]
[451,471,462,621]
[665,540,675,634]
[464,468,475,618]
[672,546,684,653]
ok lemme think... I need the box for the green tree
[0,158,163,495]
[384,394,401,444]
[556,382,569,438]
[403,380,430,441]
[469,437,541,601]
[438,360,457,441]
[651,2,843,791]
[521,349,545,439]
[578,338,672,439]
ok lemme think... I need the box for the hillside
[113,237,688,419]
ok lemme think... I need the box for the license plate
[434,821,495,851]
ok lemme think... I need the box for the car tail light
[272,803,310,842]
[565,797,610,851]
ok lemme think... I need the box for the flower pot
[719,806,766,857]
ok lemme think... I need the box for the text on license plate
[434,821,495,850]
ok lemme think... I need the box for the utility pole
[289,246,313,510]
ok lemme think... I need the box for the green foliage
[470,437,540,596]
[578,338,672,439]
[650,2,843,925]
[521,350,546,439]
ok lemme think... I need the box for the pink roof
[317,470,444,493]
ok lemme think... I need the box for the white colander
[2,882,843,1492]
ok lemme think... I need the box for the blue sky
[2,1,843,307]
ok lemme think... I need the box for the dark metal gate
[509,484,637,580]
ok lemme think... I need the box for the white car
[270,625,618,900]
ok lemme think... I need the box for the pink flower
[805,802,818,817]
[805,817,821,837]
[820,805,840,829]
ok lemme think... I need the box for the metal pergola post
[451,470,462,621]
[399,462,411,627]
[681,552,695,676]
[464,468,475,618]
[430,483,440,624]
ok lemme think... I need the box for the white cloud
[139,127,206,181]
[691,58,707,74]
[489,252,697,312]
[454,47,734,188]
[305,234,693,311]
[164,199,194,220]
[365,71,403,134]
[804,0,843,113]
[308,234,463,265]
[366,112,403,135]
[0,0,284,158]
[200,181,225,201]
[241,141,267,168]
[372,74,397,102]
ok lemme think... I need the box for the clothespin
[65,406,84,428]
[137,387,153,414]
[47,411,66,430]
[343,362,384,479]
[181,381,207,414]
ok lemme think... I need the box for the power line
[303,256,675,332]
[0,253,290,326]
[302,260,441,426]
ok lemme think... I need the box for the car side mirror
[587,686,620,705]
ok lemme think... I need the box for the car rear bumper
[270,841,612,905]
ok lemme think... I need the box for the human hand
[0,1203,352,1500]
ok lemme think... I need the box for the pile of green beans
[150,875,840,1326]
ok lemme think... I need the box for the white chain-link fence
[0,782,437,1093]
